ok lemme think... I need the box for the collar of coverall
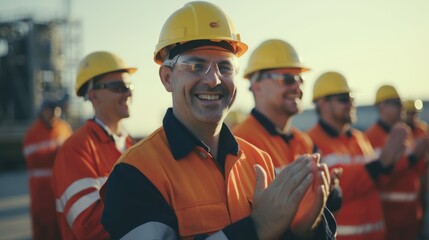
[318,119,352,138]
[162,108,239,161]
[251,108,294,143]
[377,119,391,133]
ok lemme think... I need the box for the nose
[202,63,222,87]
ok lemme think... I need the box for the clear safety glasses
[259,73,304,86]
[163,54,238,79]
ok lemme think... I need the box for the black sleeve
[408,154,419,166]
[280,207,337,240]
[326,186,343,213]
[102,163,179,240]
[365,159,393,180]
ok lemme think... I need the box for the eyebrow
[180,56,234,65]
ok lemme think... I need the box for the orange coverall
[52,120,134,240]
[23,117,72,240]
[233,110,314,169]
[366,120,427,240]
[308,121,385,240]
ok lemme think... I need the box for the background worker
[101,2,336,239]
[365,86,429,240]
[52,51,137,239]
[404,99,429,240]
[233,39,342,212]
[404,99,428,139]
[23,94,73,240]
[307,72,408,240]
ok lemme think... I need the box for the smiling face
[159,47,238,127]
[252,68,304,119]
[88,71,133,124]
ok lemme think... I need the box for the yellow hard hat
[154,1,248,64]
[312,71,351,102]
[404,99,423,112]
[375,85,400,104]
[75,51,137,96]
[243,39,310,79]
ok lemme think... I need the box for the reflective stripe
[322,153,373,166]
[29,168,52,178]
[23,139,62,157]
[337,221,384,236]
[66,191,100,227]
[373,148,382,158]
[121,222,177,240]
[205,231,228,240]
[56,177,107,213]
[380,192,418,202]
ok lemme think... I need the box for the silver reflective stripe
[205,231,228,240]
[23,139,62,157]
[29,168,52,178]
[373,148,382,158]
[66,191,100,227]
[322,153,373,167]
[121,222,178,240]
[337,220,384,236]
[56,177,107,213]
[380,192,418,202]
[322,154,351,166]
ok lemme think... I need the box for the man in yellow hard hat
[404,99,429,240]
[51,51,137,239]
[366,86,429,240]
[404,99,428,138]
[101,2,336,239]
[233,39,342,212]
[23,93,73,240]
[308,72,409,240]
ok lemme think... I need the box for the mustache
[192,85,229,95]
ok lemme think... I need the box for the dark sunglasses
[327,94,354,104]
[92,81,134,93]
[260,73,303,86]
[384,99,402,107]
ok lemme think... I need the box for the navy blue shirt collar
[163,108,239,166]
[377,119,391,133]
[318,119,352,138]
[251,108,294,143]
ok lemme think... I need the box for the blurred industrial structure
[0,15,84,168]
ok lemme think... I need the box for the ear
[159,66,173,92]
[87,89,98,103]
[251,81,262,97]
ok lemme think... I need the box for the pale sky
[1,0,428,137]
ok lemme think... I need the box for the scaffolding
[0,16,82,166]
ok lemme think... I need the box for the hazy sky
[1,0,428,136]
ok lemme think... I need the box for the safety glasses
[259,73,303,86]
[163,54,238,79]
[327,94,354,104]
[384,99,402,107]
[92,81,134,93]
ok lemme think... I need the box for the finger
[274,155,311,186]
[254,164,268,198]
[319,163,330,188]
[312,153,321,164]
[288,172,313,204]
